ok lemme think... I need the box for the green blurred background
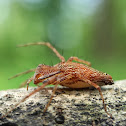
[0,0,126,90]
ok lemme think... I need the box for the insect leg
[81,79,112,118]
[43,74,73,112]
[26,76,34,91]
[19,79,29,88]
[67,56,91,66]
[19,77,40,89]
[8,68,36,80]
[18,42,65,62]
[43,83,59,113]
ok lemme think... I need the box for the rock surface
[0,80,126,126]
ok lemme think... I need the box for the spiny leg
[1,82,49,119]
[82,79,112,118]
[43,83,59,112]
[18,42,65,62]
[67,56,91,66]
[8,68,36,80]
[43,74,73,113]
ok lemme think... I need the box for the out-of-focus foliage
[0,0,126,89]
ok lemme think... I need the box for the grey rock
[0,80,126,126]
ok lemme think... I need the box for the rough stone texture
[0,80,126,126]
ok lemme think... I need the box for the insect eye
[105,73,108,75]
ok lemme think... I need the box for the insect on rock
[1,42,114,118]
